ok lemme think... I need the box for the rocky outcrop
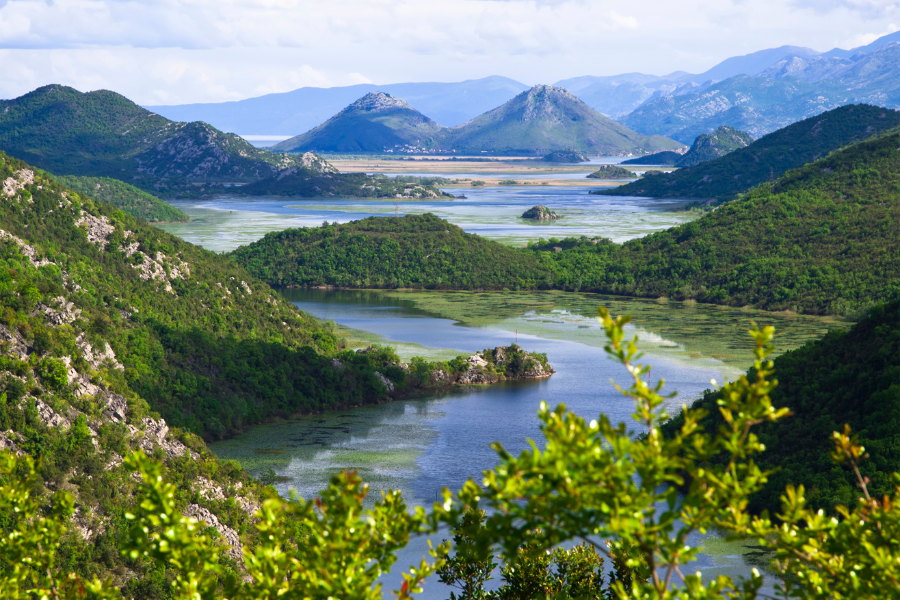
[184,504,243,561]
[521,205,559,220]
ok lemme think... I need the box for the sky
[0,0,898,106]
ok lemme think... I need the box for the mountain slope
[146,76,530,133]
[674,126,754,167]
[443,85,683,156]
[550,130,900,314]
[0,84,334,197]
[0,150,400,442]
[662,300,900,515]
[603,104,900,201]
[54,175,188,223]
[273,92,445,153]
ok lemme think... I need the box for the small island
[543,149,589,163]
[425,345,555,386]
[521,205,559,220]
[586,165,636,179]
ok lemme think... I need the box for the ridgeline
[601,104,900,202]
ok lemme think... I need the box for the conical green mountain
[443,85,683,155]
[0,84,334,197]
[273,92,445,153]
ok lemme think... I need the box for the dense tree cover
[6,314,900,599]
[0,151,404,442]
[0,84,331,197]
[545,130,900,315]
[601,104,900,201]
[662,300,900,516]
[241,132,900,316]
[230,214,552,289]
[54,175,189,222]
[233,170,454,199]
[585,165,635,179]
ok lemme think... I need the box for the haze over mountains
[145,31,900,149]
[276,86,683,156]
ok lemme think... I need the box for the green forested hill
[601,104,900,201]
[662,301,900,515]
[55,175,188,222]
[543,130,900,314]
[229,214,551,289]
[0,151,398,441]
[0,84,334,197]
[236,131,900,317]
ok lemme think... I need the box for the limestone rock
[521,205,559,220]
[184,504,243,561]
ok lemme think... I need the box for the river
[159,182,837,597]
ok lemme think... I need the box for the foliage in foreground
[3,309,899,599]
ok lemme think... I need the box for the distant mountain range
[142,31,900,149]
[276,86,683,156]
[147,76,530,134]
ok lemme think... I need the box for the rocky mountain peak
[349,92,413,112]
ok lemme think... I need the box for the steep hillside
[674,126,754,167]
[54,175,188,223]
[548,131,900,314]
[443,85,683,156]
[0,151,400,443]
[230,214,552,289]
[273,92,445,153]
[0,85,334,197]
[621,43,900,143]
[602,104,900,201]
[662,301,900,515]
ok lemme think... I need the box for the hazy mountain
[619,36,900,143]
[674,126,754,167]
[442,85,683,156]
[602,104,900,201]
[146,76,530,134]
[0,84,334,197]
[274,92,444,153]
[553,46,819,117]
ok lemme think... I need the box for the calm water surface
[210,290,782,597]
[159,186,696,251]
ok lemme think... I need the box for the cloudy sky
[0,0,897,105]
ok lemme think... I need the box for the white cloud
[0,0,897,104]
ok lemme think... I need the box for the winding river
[157,182,842,597]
